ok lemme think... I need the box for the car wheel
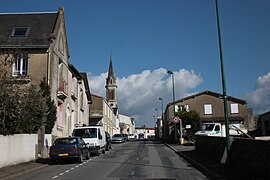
[77,152,83,163]
[102,148,106,154]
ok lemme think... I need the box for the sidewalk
[0,159,49,180]
[166,143,252,180]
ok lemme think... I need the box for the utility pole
[215,0,231,161]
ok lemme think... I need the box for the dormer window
[10,27,30,37]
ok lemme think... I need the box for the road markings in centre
[51,159,91,179]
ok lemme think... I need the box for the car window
[54,138,77,145]
[73,128,97,138]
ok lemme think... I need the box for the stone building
[0,7,91,139]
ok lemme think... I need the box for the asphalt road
[11,140,208,180]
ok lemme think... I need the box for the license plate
[58,153,68,157]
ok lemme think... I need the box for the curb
[165,143,224,180]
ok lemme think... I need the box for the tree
[175,105,201,142]
[39,78,56,134]
[0,49,56,135]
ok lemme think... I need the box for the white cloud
[88,68,203,127]
[245,72,270,114]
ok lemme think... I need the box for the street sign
[173,116,180,123]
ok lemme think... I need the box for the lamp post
[167,70,177,143]
[159,98,164,141]
[215,0,231,162]
[155,108,159,118]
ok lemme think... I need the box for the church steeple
[108,54,115,79]
[105,53,118,110]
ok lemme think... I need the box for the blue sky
[1,0,270,127]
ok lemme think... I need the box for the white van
[73,126,106,155]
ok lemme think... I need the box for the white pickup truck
[195,122,248,137]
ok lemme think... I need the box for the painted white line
[70,167,74,170]
[52,176,58,179]
[59,173,64,176]
[65,170,70,173]
[131,170,135,176]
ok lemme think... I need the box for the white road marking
[131,170,135,176]
[51,159,90,179]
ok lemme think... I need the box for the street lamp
[159,98,164,141]
[153,115,156,127]
[215,0,231,162]
[167,70,177,143]
[155,108,159,118]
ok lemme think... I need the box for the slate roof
[0,12,58,48]
[171,90,247,105]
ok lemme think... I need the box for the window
[12,53,28,76]
[231,104,239,114]
[204,104,212,115]
[214,125,220,131]
[11,27,30,37]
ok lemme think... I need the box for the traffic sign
[173,116,180,123]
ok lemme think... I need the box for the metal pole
[215,0,231,160]
[167,70,177,143]
[159,98,164,141]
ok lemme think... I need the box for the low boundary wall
[195,136,270,178]
[0,134,51,168]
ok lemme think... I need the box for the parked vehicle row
[111,133,137,143]
[49,126,142,164]
[49,125,114,164]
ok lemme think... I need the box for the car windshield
[54,138,78,145]
[73,128,97,138]
[201,124,215,131]
[113,134,122,137]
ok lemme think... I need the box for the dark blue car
[49,137,90,164]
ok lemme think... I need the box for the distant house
[135,127,155,139]
[164,90,254,141]
[0,7,91,139]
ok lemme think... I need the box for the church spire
[105,52,118,110]
[108,53,115,79]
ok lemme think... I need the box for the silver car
[112,134,125,143]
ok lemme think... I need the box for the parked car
[105,131,112,151]
[128,134,136,140]
[122,134,129,141]
[49,137,90,164]
[138,133,145,140]
[112,134,125,143]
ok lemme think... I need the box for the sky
[1,0,270,127]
